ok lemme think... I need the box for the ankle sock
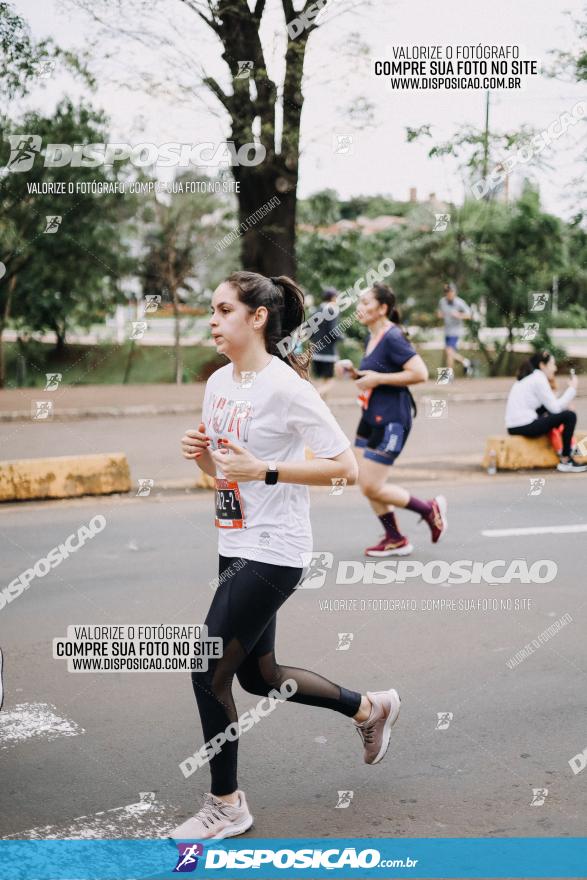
[378,511,404,541]
[405,496,433,518]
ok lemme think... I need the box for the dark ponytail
[371,283,410,340]
[517,349,551,381]
[225,270,309,379]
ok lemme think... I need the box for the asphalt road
[5,395,587,485]
[1,477,586,841]
[2,377,586,487]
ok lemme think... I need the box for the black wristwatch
[265,461,279,485]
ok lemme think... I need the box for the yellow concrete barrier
[0,453,131,502]
[196,470,216,490]
[483,431,587,471]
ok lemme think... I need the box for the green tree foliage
[138,173,236,382]
[558,217,587,311]
[0,1,94,101]
[297,186,569,374]
[297,189,340,226]
[0,100,136,378]
[339,194,413,220]
[69,0,361,277]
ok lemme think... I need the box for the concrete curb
[0,393,510,423]
[0,453,131,502]
[0,404,198,423]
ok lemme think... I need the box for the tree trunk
[166,235,182,385]
[54,327,66,354]
[122,340,135,384]
[0,326,5,390]
[0,275,17,389]
[504,323,516,375]
[238,168,297,276]
[172,284,182,384]
[207,0,310,279]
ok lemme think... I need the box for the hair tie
[269,276,281,286]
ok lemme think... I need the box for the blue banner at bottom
[0,838,586,880]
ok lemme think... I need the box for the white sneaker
[354,688,402,765]
[557,458,587,473]
[170,791,253,841]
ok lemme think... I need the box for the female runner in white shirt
[505,350,585,472]
[172,271,402,841]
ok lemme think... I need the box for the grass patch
[4,341,225,388]
[4,340,586,387]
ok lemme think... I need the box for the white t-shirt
[505,369,576,428]
[202,356,350,567]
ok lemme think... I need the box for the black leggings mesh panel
[191,555,361,794]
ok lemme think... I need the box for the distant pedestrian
[437,282,473,376]
[309,288,341,400]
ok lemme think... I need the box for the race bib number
[215,479,245,529]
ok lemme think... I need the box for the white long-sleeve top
[505,369,576,428]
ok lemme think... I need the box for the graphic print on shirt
[209,394,253,443]
[208,394,254,530]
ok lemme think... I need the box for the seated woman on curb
[505,350,586,473]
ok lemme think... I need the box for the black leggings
[508,409,576,457]
[191,556,362,795]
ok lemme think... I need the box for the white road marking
[482,524,587,537]
[7,792,177,839]
[0,702,83,750]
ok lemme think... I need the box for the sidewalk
[2,377,585,493]
[0,376,524,421]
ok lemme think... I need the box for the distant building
[298,214,407,236]
[298,188,451,236]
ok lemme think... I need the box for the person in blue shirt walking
[337,283,448,556]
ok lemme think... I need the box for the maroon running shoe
[364,536,413,557]
[422,495,448,543]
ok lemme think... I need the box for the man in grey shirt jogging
[437,282,473,376]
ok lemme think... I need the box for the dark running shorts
[354,414,410,465]
[312,360,335,379]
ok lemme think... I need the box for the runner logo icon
[436,712,453,730]
[298,552,334,589]
[173,842,204,872]
[336,632,354,651]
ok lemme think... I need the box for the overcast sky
[11,0,587,219]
